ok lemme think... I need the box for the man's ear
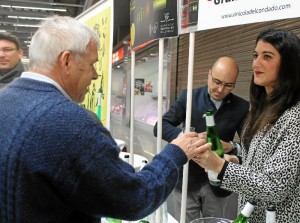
[17,48,23,59]
[59,51,72,76]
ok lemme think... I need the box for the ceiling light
[0,5,66,12]
[0,5,10,8]
[12,5,67,12]
[8,16,47,20]
[13,24,41,28]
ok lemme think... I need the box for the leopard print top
[221,101,300,223]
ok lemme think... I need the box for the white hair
[29,16,100,72]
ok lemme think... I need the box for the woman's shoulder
[276,102,300,128]
[285,101,300,117]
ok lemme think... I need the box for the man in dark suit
[154,56,249,222]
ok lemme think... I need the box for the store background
[1,0,300,220]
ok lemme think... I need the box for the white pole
[156,38,165,223]
[180,32,195,223]
[130,50,135,166]
[156,38,164,154]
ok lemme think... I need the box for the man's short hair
[0,32,21,49]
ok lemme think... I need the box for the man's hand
[171,132,211,160]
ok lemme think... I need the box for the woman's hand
[192,148,225,174]
[192,151,239,174]
[185,132,239,172]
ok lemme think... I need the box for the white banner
[179,0,300,34]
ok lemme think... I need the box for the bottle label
[206,115,215,127]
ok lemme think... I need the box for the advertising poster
[134,78,145,95]
[179,0,300,34]
[130,0,178,49]
[77,0,114,128]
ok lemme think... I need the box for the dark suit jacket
[154,85,249,190]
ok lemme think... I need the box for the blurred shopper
[193,28,300,222]
[0,32,24,89]
[154,56,249,222]
[0,16,211,223]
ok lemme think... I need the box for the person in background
[0,32,24,89]
[193,28,300,222]
[154,56,249,222]
[0,16,212,223]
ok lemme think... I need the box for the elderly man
[0,16,211,223]
[154,56,249,222]
[0,32,24,88]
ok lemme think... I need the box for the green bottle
[204,111,224,186]
[106,217,122,223]
[204,110,224,157]
[233,201,256,223]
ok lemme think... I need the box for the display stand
[114,138,127,152]
[119,152,148,171]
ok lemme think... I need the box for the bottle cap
[203,111,215,126]
[267,205,276,211]
[241,201,255,217]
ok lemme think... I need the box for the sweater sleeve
[48,105,188,220]
[33,101,188,221]
[69,140,187,221]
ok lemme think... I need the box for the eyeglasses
[210,72,236,89]
[0,48,17,54]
